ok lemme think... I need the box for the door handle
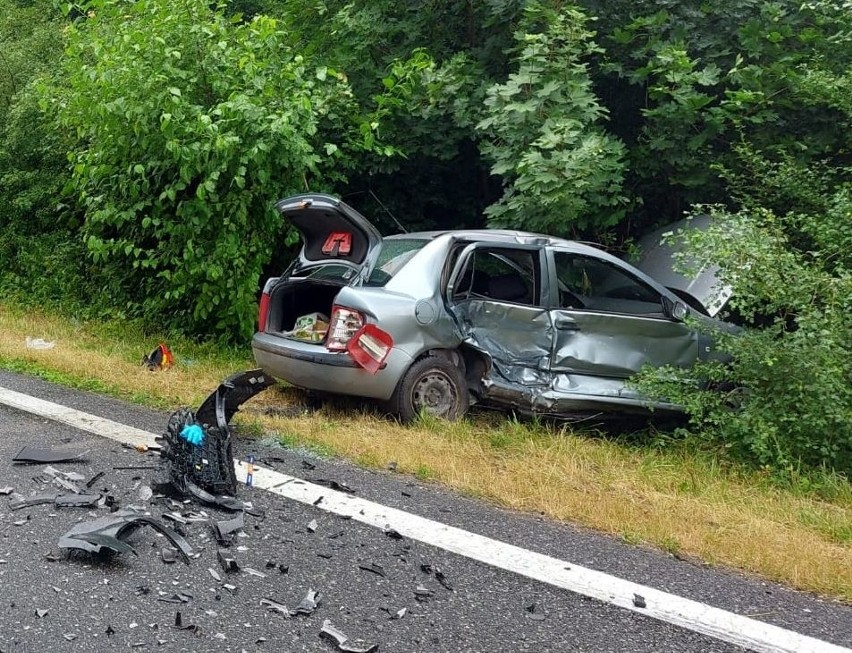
[554,316,580,331]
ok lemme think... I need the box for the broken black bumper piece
[159,369,273,499]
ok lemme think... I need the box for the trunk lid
[276,194,383,279]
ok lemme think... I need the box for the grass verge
[1,301,851,601]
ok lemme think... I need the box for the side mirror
[663,296,690,321]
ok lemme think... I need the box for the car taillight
[257,278,276,332]
[326,305,365,351]
[347,325,393,374]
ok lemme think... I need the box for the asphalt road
[0,370,850,653]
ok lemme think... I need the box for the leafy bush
[51,0,390,341]
[635,199,852,475]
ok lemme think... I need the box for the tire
[390,355,469,422]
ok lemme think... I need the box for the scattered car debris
[35,608,49,618]
[243,567,268,578]
[173,611,200,635]
[58,509,192,562]
[142,343,174,371]
[12,445,87,464]
[260,598,291,616]
[62,633,77,641]
[413,585,434,601]
[311,479,356,494]
[212,513,244,545]
[292,589,321,616]
[85,471,105,489]
[434,568,453,591]
[0,486,13,495]
[358,563,385,578]
[158,592,192,604]
[10,494,58,511]
[319,619,379,653]
[383,527,403,540]
[307,519,318,533]
[391,607,407,620]
[161,548,177,564]
[208,567,222,582]
[633,593,647,609]
[54,494,101,508]
[301,460,316,471]
[218,548,240,573]
[525,602,546,621]
[25,337,56,350]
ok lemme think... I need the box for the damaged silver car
[252,194,726,421]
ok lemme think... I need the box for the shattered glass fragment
[291,589,321,616]
[319,619,379,653]
[358,563,385,578]
[218,549,240,573]
[13,446,87,464]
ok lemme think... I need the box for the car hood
[276,194,383,276]
[634,214,732,317]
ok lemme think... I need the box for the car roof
[384,229,606,254]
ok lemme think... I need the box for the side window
[452,248,539,306]
[554,252,663,315]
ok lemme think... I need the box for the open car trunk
[263,279,344,342]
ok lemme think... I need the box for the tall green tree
[52,0,391,339]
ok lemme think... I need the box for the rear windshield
[365,238,430,286]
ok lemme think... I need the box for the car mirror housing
[663,296,690,321]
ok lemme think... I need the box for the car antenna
[368,189,408,234]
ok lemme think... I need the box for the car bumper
[251,332,411,401]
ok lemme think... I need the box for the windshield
[365,238,430,286]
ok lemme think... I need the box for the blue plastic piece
[180,423,205,446]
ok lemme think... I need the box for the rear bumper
[251,332,411,401]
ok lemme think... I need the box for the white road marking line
[0,386,158,450]
[0,385,848,653]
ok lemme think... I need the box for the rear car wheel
[390,355,469,422]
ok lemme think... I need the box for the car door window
[554,252,663,316]
[452,248,539,306]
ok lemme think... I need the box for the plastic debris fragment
[392,607,407,620]
[161,548,177,564]
[633,593,647,609]
[311,479,355,494]
[10,494,58,511]
[212,513,244,545]
[307,519,318,533]
[358,563,385,577]
[142,343,174,371]
[383,527,403,540]
[0,486,13,495]
[260,598,290,616]
[58,509,192,562]
[218,549,240,573]
[25,337,56,350]
[243,567,267,578]
[319,619,379,653]
[173,611,200,635]
[54,494,101,508]
[13,446,87,464]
